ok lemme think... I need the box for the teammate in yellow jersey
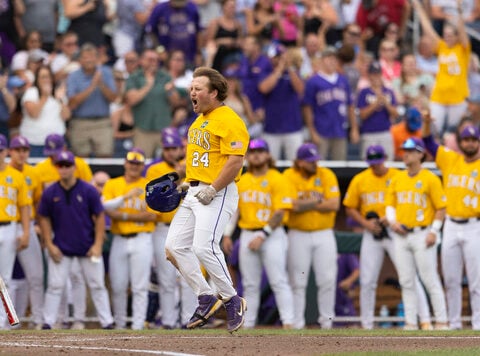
[0,134,31,329]
[165,67,249,333]
[102,148,156,330]
[283,143,340,329]
[385,137,448,330]
[145,127,196,329]
[8,136,45,329]
[423,114,480,330]
[34,134,92,190]
[223,138,294,329]
[343,145,432,330]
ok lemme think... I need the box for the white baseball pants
[287,228,337,329]
[0,222,18,329]
[239,227,294,328]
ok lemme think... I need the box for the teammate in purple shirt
[38,151,114,330]
[146,0,202,66]
[335,253,360,326]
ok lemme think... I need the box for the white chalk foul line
[0,342,203,356]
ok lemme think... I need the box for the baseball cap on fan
[296,143,321,162]
[459,125,480,140]
[161,127,183,148]
[43,134,65,156]
[405,107,422,131]
[365,145,386,165]
[9,136,30,149]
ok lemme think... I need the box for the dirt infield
[1,329,480,355]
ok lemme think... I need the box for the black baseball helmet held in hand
[145,172,184,212]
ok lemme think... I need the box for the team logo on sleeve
[472,170,478,178]
[314,178,321,186]
[200,121,209,128]
[6,176,12,184]
[415,181,422,189]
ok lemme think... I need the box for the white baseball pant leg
[0,222,18,329]
[429,101,468,136]
[153,222,181,328]
[10,278,29,318]
[288,229,337,329]
[179,273,197,326]
[165,182,238,299]
[17,221,45,326]
[239,227,294,328]
[263,131,304,161]
[442,219,480,330]
[109,232,153,330]
[394,230,447,327]
[70,258,87,323]
[77,256,114,327]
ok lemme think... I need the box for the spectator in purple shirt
[38,151,114,330]
[356,61,398,159]
[258,43,305,160]
[146,0,202,67]
[303,47,359,161]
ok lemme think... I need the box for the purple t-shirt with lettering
[237,54,271,111]
[303,73,353,138]
[38,180,104,257]
[147,1,201,64]
[356,86,397,134]
[260,68,303,134]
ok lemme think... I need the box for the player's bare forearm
[292,197,321,212]
[93,211,106,251]
[17,205,30,250]
[346,207,369,229]
[268,210,285,229]
[433,208,446,222]
[211,155,244,192]
[314,196,340,212]
[38,215,54,248]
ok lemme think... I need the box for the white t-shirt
[20,87,66,145]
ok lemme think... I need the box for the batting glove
[195,185,217,205]
[176,182,190,197]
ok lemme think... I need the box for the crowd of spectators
[0,0,479,162]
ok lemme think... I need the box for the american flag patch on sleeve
[230,141,243,149]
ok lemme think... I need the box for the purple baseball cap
[459,125,480,140]
[365,145,386,165]
[54,150,75,165]
[126,147,146,163]
[161,127,183,148]
[44,134,65,156]
[0,134,7,150]
[248,138,269,151]
[401,137,425,152]
[296,143,321,162]
[368,61,382,74]
[9,136,30,149]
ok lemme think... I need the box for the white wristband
[385,206,397,225]
[262,225,273,236]
[430,219,443,234]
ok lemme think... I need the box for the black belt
[0,221,12,226]
[119,233,138,238]
[190,181,202,186]
[449,217,480,224]
[404,226,428,233]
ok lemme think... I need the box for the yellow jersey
[102,176,155,235]
[186,106,249,184]
[145,160,180,224]
[34,156,93,189]
[436,145,480,218]
[386,168,446,227]
[237,169,294,230]
[430,40,470,105]
[343,167,399,218]
[12,163,42,219]
[0,165,32,222]
[284,166,340,231]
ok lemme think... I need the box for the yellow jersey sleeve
[102,176,155,235]
[145,161,179,223]
[237,169,294,229]
[186,106,249,184]
[22,164,42,218]
[74,157,93,182]
[285,167,339,231]
[0,166,32,222]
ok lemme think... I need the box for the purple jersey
[260,68,303,134]
[147,1,201,64]
[237,54,271,111]
[38,179,104,257]
[335,253,359,317]
[356,86,397,134]
[303,73,353,138]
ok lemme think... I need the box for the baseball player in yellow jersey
[165,67,249,333]
[33,133,91,329]
[102,148,156,330]
[8,136,45,329]
[283,143,340,329]
[223,138,294,329]
[423,116,480,330]
[386,137,448,330]
[145,128,196,329]
[0,134,31,329]
[34,134,92,190]
[343,145,432,330]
